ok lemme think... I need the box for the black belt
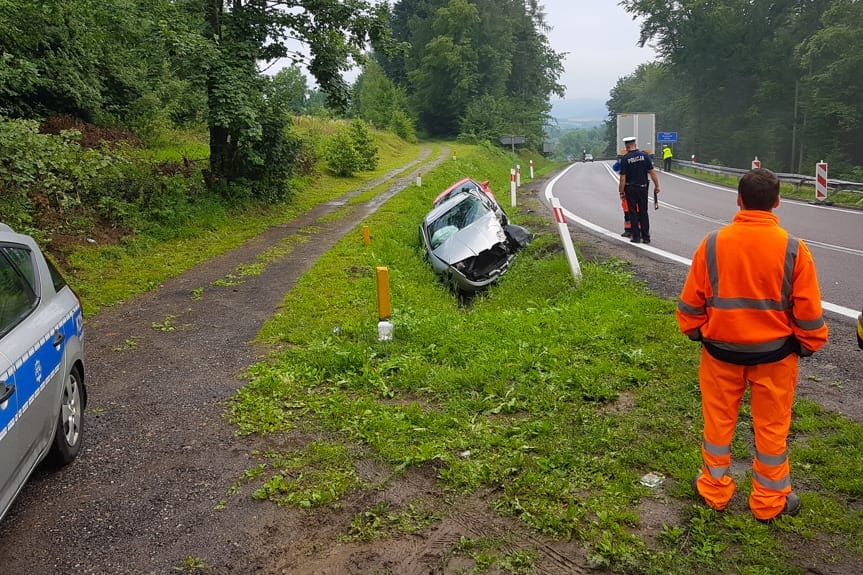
[626,184,649,189]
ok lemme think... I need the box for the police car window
[0,247,39,337]
[45,256,68,293]
[1,246,36,292]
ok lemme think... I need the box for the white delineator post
[752,157,761,169]
[516,164,521,187]
[551,197,582,283]
[815,161,828,202]
[510,168,517,207]
[529,160,534,179]
[416,171,422,187]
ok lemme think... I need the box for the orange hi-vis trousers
[693,349,798,520]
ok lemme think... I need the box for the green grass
[65,129,427,315]
[65,125,862,572]
[342,501,441,542]
[227,145,863,573]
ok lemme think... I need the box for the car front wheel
[48,366,84,466]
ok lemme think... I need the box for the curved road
[545,161,862,321]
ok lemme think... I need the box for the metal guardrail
[673,160,863,202]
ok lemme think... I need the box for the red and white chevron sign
[816,161,828,201]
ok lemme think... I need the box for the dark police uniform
[620,146,654,242]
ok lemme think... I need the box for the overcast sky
[541,0,657,102]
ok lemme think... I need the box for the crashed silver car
[419,178,532,293]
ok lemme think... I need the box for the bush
[388,110,417,143]
[323,120,381,177]
[324,130,363,177]
[0,117,207,240]
[349,119,378,170]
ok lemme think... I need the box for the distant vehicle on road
[1,223,86,522]
[584,153,594,162]
[419,179,532,294]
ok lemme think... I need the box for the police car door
[0,242,67,501]
[1,245,30,515]
[1,243,67,473]
[0,346,19,515]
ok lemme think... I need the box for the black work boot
[755,492,802,523]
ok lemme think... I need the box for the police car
[0,223,86,521]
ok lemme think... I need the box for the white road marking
[545,163,859,320]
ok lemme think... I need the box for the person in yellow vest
[662,145,673,172]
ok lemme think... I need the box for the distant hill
[550,98,609,130]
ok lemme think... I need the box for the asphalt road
[546,160,862,322]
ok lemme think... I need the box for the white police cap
[623,136,637,144]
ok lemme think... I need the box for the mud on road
[0,159,860,575]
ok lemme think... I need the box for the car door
[0,243,33,516]
[0,347,20,515]
[0,244,66,471]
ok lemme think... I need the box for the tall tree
[199,0,389,188]
[406,0,482,135]
[352,60,414,138]
[797,0,863,175]
[386,0,563,143]
[618,0,862,175]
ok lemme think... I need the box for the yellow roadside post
[376,266,393,340]
[362,225,371,246]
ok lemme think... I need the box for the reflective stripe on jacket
[676,210,828,364]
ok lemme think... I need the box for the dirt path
[0,161,859,575]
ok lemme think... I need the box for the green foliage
[266,66,310,115]
[324,121,379,177]
[555,125,608,160]
[349,119,379,170]
[384,0,563,144]
[250,442,363,508]
[353,59,416,140]
[0,119,149,235]
[343,502,440,542]
[201,0,391,188]
[618,0,863,177]
[324,130,364,177]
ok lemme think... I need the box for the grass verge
[229,145,863,574]
[674,165,863,208]
[65,131,427,315]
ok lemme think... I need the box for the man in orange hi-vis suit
[676,168,829,522]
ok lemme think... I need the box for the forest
[612,0,863,179]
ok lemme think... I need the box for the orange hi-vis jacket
[677,210,828,363]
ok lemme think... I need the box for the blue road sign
[657,131,678,143]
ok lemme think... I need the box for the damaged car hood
[430,212,507,265]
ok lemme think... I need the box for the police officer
[618,136,660,244]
